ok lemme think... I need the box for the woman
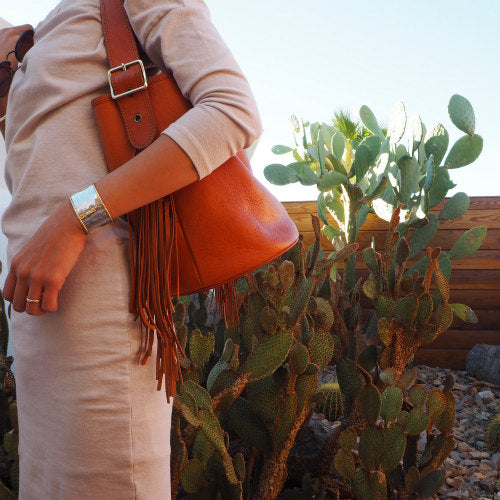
[0,1,261,499]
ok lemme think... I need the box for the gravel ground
[317,365,500,500]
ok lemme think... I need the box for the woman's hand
[3,200,87,315]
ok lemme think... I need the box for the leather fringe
[127,195,185,403]
[126,195,240,402]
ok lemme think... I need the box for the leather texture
[93,0,299,399]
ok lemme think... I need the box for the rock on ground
[466,344,500,386]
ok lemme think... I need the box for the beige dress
[1,0,261,499]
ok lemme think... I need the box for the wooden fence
[283,196,500,369]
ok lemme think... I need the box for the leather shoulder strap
[100,0,157,150]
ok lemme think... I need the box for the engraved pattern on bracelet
[70,184,113,233]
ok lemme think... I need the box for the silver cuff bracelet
[70,184,113,234]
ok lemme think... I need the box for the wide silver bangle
[70,184,113,234]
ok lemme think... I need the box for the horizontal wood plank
[359,289,500,310]
[288,208,499,231]
[422,330,500,350]
[283,196,500,214]
[360,309,500,331]
[329,250,499,271]
[333,269,500,289]
[413,349,468,369]
[299,228,500,251]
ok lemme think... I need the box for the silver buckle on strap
[107,59,148,99]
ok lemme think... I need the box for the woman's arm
[3,134,199,315]
[3,1,262,316]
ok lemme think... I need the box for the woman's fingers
[40,285,59,313]
[2,270,17,303]
[25,284,45,316]
[11,273,29,313]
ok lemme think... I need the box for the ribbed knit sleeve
[124,0,262,179]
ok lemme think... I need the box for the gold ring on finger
[26,297,41,304]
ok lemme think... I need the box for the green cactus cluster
[264,95,486,293]
[361,205,478,373]
[171,223,357,500]
[486,415,500,453]
[331,364,455,500]
[169,95,487,499]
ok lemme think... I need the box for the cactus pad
[246,376,280,423]
[288,276,315,327]
[380,423,405,473]
[408,384,427,407]
[193,430,216,464]
[360,384,382,425]
[189,329,215,369]
[226,397,271,452]
[378,318,397,346]
[380,368,398,386]
[427,389,446,417]
[206,360,230,394]
[436,302,453,332]
[334,448,355,479]
[415,293,433,324]
[363,279,378,299]
[296,372,319,413]
[444,134,483,169]
[404,465,420,493]
[180,458,208,493]
[288,342,310,375]
[260,306,278,335]
[272,392,298,451]
[414,469,445,498]
[359,425,385,470]
[405,407,430,435]
[448,94,475,135]
[279,260,295,292]
[375,295,396,320]
[339,428,358,450]
[243,327,293,383]
[392,294,418,326]
[398,369,417,390]
[181,381,213,411]
[381,385,403,423]
[424,123,449,167]
[337,360,362,397]
[308,328,335,369]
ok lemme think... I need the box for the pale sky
[2,0,499,200]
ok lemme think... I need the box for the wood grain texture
[423,330,500,350]
[413,349,469,369]
[298,228,500,251]
[288,208,500,231]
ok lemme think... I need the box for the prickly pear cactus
[171,220,354,500]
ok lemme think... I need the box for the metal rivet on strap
[134,113,143,123]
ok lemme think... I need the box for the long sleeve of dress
[124,0,262,179]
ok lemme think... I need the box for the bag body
[93,0,299,399]
[92,73,298,296]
